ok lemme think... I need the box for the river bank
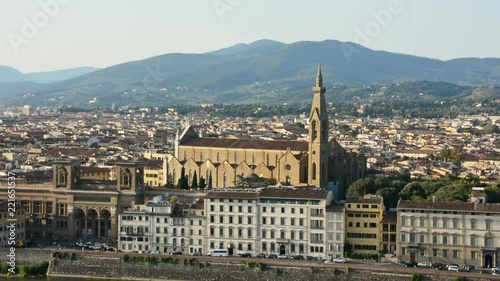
[1,249,498,281]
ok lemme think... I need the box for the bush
[274,268,284,277]
[412,274,423,281]
[454,277,466,281]
[333,268,338,275]
[122,255,131,262]
[18,261,49,276]
[247,262,257,269]
[70,253,76,260]
[258,262,266,271]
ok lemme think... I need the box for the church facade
[167,66,366,198]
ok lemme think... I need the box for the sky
[1,0,499,73]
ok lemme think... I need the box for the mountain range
[0,66,99,84]
[1,39,500,107]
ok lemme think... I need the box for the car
[151,250,161,254]
[306,256,316,261]
[292,255,304,260]
[404,262,417,268]
[324,259,335,264]
[266,254,278,259]
[417,262,430,267]
[493,268,500,275]
[278,254,289,259]
[462,265,474,272]
[333,257,347,263]
[239,252,251,258]
[432,262,445,270]
[254,253,266,258]
[322,256,333,261]
[170,251,183,255]
[190,252,202,256]
[448,265,460,272]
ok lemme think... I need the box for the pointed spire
[315,64,323,87]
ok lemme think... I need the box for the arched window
[200,151,204,161]
[121,169,131,186]
[252,153,256,164]
[216,152,220,163]
[189,170,193,185]
[206,171,211,185]
[311,120,317,141]
[172,238,177,245]
[312,163,317,180]
[266,154,270,166]
[181,228,185,236]
[223,172,227,188]
[57,167,67,186]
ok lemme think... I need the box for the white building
[326,204,345,258]
[397,192,500,268]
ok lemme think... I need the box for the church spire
[316,64,323,87]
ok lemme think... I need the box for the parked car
[322,256,332,261]
[266,254,278,259]
[254,253,266,258]
[306,256,316,261]
[324,259,335,264]
[240,252,251,258]
[448,265,460,272]
[190,252,202,256]
[278,254,289,259]
[170,251,183,255]
[151,250,161,254]
[404,262,417,268]
[432,262,445,270]
[292,255,304,260]
[333,257,347,263]
[462,265,474,272]
[417,262,430,267]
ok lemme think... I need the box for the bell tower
[308,64,329,188]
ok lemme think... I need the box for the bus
[207,249,229,257]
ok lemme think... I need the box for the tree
[207,171,213,189]
[376,187,399,209]
[432,182,470,202]
[399,182,426,201]
[482,124,500,134]
[199,176,206,190]
[177,167,189,189]
[191,171,198,189]
[164,173,175,188]
[169,195,179,204]
[347,178,375,197]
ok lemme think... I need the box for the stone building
[167,66,366,198]
[0,159,145,241]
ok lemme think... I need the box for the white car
[333,257,347,263]
[278,254,289,259]
[322,256,332,261]
[448,265,460,272]
[417,262,430,267]
[324,259,335,264]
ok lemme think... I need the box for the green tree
[347,178,375,197]
[376,187,399,209]
[177,167,189,189]
[432,182,470,202]
[169,195,179,204]
[399,182,426,201]
[207,171,213,189]
[191,171,198,189]
[482,124,500,134]
[199,176,206,190]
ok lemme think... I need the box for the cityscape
[1,1,500,281]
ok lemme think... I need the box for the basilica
[167,65,366,199]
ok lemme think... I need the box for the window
[219,215,224,224]
[247,229,252,238]
[291,218,295,226]
[471,220,476,229]
[291,208,295,214]
[419,217,425,227]
[247,216,252,224]
[432,235,438,244]
[263,207,266,213]
[420,234,425,243]
[299,219,304,226]
[433,218,438,228]
[443,250,448,258]
[453,219,459,228]
[248,206,252,213]
[486,220,492,230]
[210,205,214,212]
[401,248,406,255]
[433,249,438,257]
[281,218,285,225]
[443,236,448,245]
[471,251,476,260]
[262,217,267,224]
[485,237,494,247]
[453,236,458,245]
[401,234,406,242]
[238,206,243,212]
[443,218,448,228]
[281,207,285,213]
[470,237,476,246]
[262,229,266,238]
[219,205,224,212]
[453,250,459,259]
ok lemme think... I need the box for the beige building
[326,204,345,258]
[397,197,500,268]
[0,159,145,241]
[167,66,366,198]
[345,194,385,255]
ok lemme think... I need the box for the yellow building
[167,66,366,198]
[0,202,25,247]
[144,159,164,187]
[345,194,384,255]
[80,166,112,181]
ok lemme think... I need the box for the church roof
[181,137,308,151]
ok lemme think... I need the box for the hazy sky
[1,0,499,73]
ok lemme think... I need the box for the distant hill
[0,66,99,83]
[2,39,500,107]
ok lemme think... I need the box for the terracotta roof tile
[182,137,308,151]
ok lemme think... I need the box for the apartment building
[257,188,332,258]
[345,194,385,255]
[326,204,345,258]
[185,199,205,255]
[118,195,189,254]
[204,191,260,255]
[397,194,500,268]
[381,210,397,255]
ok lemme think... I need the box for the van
[207,249,229,257]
